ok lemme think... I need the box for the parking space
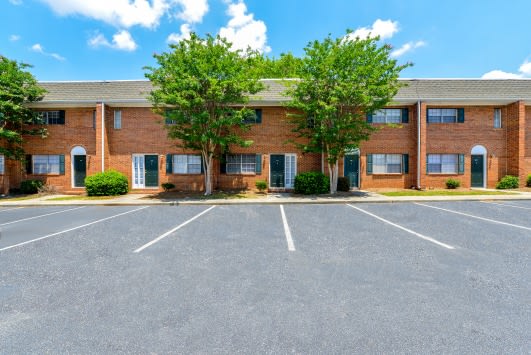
[1,201,529,353]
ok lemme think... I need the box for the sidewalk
[1,189,531,206]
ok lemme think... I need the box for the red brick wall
[506,101,526,186]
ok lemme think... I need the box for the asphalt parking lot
[1,201,530,354]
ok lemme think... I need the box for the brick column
[417,101,427,188]
[94,102,110,174]
[506,101,526,186]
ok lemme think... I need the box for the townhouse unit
[2,79,530,193]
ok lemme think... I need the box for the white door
[284,154,297,188]
[132,154,145,188]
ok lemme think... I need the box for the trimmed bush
[20,179,44,194]
[337,177,350,192]
[496,175,519,189]
[161,182,175,192]
[445,178,461,189]
[255,180,267,192]
[527,174,531,187]
[85,170,129,196]
[294,172,330,195]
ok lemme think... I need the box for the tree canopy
[144,33,264,195]
[285,31,411,193]
[0,56,47,162]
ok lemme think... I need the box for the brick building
[2,79,530,193]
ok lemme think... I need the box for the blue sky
[2,0,531,81]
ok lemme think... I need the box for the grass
[0,194,40,201]
[380,190,517,197]
[145,190,267,200]
[46,195,119,201]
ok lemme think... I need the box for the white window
[494,108,502,128]
[372,109,401,123]
[173,155,201,174]
[226,154,256,174]
[285,154,296,188]
[37,110,65,125]
[427,154,458,174]
[33,155,60,174]
[0,155,4,174]
[372,154,402,174]
[428,108,458,123]
[114,110,122,129]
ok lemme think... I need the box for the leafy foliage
[337,177,351,191]
[0,56,47,162]
[285,31,411,193]
[294,172,330,195]
[526,174,531,187]
[496,175,519,189]
[20,179,44,194]
[253,53,302,78]
[445,178,461,189]
[144,33,264,195]
[255,180,267,192]
[85,170,129,196]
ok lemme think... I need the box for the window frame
[0,154,4,175]
[32,154,61,175]
[372,109,402,124]
[427,154,460,174]
[225,154,257,175]
[371,154,403,174]
[36,110,65,125]
[242,109,262,124]
[427,108,458,123]
[494,108,502,128]
[172,154,202,174]
[114,110,122,129]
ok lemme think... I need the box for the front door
[344,154,359,188]
[471,154,484,187]
[270,155,285,188]
[144,155,159,188]
[73,155,86,187]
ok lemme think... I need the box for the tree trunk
[203,152,213,195]
[328,161,338,194]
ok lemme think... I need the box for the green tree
[286,32,411,193]
[254,52,302,78]
[0,56,47,169]
[144,33,264,195]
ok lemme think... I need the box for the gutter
[101,102,105,172]
[417,100,421,189]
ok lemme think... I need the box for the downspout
[417,100,421,189]
[101,102,105,172]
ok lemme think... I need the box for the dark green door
[73,155,86,187]
[471,155,484,187]
[344,155,359,188]
[270,155,285,188]
[144,155,159,187]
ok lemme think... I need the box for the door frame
[132,153,159,189]
[470,145,487,188]
[269,153,297,189]
[344,151,360,189]
[70,146,87,188]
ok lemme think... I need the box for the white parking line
[481,201,531,210]
[0,206,149,252]
[280,205,296,251]
[0,206,86,226]
[415,203,531,232]
[0,207,25,213]
[134,206,216,253]
[346,204,455,250]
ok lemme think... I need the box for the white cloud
[167,23,192,43]
[481,59,531,79]
[88,30,138,51]
[218,0,271,53]
[350,19,399,40]
[30,43,66,61]
[391,40,426,58]
[8,0,23,5]
[9,34,21,42]
[38,0,209,29]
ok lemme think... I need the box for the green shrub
[445,178,461,189]
[85,170,129,196]
[20,179,44,194]
[255,180,267,192]
[294,172,330,195]
[337,177,350,192]
[527,174,531,187]
[496,175,519,189]
[161,182,175,192]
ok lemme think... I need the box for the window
[0,155,4,174]
[427,108,464,123]
[172,155,201,174]
[372,154,402,174]
[33,155,61,174]
[226,154,256,174]
[114,110,122,129]
[494,108,502,128]
[372,109,402,123]
[427,154,464,174]
[285,154,296,188]
[242,109,262,124]
[306,115,315,128]
[36,111,65,125]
